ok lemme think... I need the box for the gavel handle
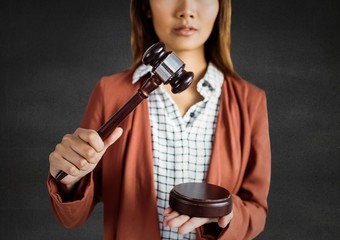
[55,74,161,182]
[97,90,146,139]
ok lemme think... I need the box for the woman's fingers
[64,128,110,164]
[49,129,101,179]
[55,141,90,171]
[163,207,173,216]
[163,211,189,227]
[49,127,123,185]
[103,127,123,148]
[164,212,210,235]
[178,217,210,235]
[75,128,105,152]
[162,207,233,235]
[163,209,208,235]
[49,151,80,177]
[218,210,233,228]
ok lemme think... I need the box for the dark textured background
[1,0,339,239]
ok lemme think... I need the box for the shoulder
[223,74,267,107]
[97,69,135,90]
[221,75,268,119]
[94,69,139,101]
[86,69,141,117]
[225,75,266,99]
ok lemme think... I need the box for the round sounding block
[169,182,232,218]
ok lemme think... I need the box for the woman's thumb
[103,127,123,148]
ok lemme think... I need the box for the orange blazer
[48,69,271,240]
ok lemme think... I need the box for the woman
[48,0,271,239]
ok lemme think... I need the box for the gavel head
[142,42,194,94]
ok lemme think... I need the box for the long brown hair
[130,0,237,77]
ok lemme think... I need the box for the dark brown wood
[169,182,233,218]
[55,42,194,182]
[96,73,157,140]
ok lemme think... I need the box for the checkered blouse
[132,63,224,239]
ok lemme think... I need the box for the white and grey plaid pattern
[133,63,224,239]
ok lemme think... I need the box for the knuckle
[68,166,79,176]
[84,149,97,163]
[55,143,63,152]
[87,130,98,142]
[48,152,56,163]
[79,159,90,171]
[61,134,72,143]
[74,128,83,134]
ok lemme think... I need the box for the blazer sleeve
[47,173,96,228]
[47,80,105,228]
[225,91,271,239]
[200,90,271,239]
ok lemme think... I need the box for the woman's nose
[176,0,196,19]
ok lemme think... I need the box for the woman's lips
[173,25,197,36]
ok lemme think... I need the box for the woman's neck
[175,49,207,83]
[162,48,208,116]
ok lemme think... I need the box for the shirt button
[190,112,195,117]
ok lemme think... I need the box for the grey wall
[1,0,339,239]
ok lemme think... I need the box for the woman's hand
[49,127,123,187]
[163,207,233,235]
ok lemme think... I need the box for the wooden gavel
[55,42,194,181]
